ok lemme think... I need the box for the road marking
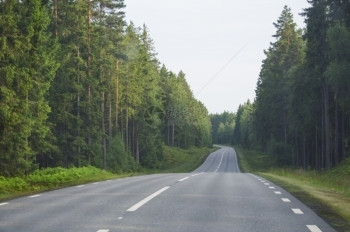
[292,208,304,214]
[127,186,170,212]
[96,230,109,232]
[307,225,323,232]
[215,151,225,172]
[117,217,123,220]
[0,202,9,206]
[260,180,266,183]
[264,183,270,185]
[29,194,41,198]
[178,177,190,182]
[93,182,100,185]
[274,191,282,194]
[281,198,291,202]
[269,186,275,189]
[77,185,85,188]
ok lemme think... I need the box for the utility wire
[195,43,247,96]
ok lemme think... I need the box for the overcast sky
[124,0,311,114]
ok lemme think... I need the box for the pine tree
[0,0,58,175]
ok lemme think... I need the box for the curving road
[0,146,336,232]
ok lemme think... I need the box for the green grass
[235,146,350,232]
[0,166,131,201]
[158,146,218,173]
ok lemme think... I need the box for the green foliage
[234,2,350,170]
[0,0,211,176]
[0,0,59,176]
[211,111,235,145]
[0,166,117,200]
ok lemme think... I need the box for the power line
[195,43,247,96]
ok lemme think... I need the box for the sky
[124,0,311,114]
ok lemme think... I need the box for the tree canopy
[0,0,212,176]
[232,3,350,170]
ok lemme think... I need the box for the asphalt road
[0,146,336,232]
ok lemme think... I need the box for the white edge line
[127,186,170,212]
[307,225,323,232]
[29,194,41,198]
[77,185,85,188]
[178,177,190,182]
[269,186,275,189]
[0,202,9,206]
[274,191,282,194]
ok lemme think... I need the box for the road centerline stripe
[274,191,282,194]
[178,177,190,182]
[127,186,170,212]
[307,225,323,232]
[281,198,291,202]
[291,208,304,214]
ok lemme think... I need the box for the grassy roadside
[0,146,216,202]
[0,166,134,202]
[235,146,350,232]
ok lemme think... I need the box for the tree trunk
[334,94,339,165]
[115,59,119,134]
[136,124,139,164]
[125,107,129,153]
[108,92,112,141]
[323,86,331,169]
[77,46,81,167]
[54,0,58,38]
[87,0,92,165]
[172,122,175,147]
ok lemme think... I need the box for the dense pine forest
[229,1,350,170]
[0,0,211,176]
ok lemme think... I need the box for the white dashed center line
[307,225,323,232]
[281,198,291,202]
[269,186,275,189]
[178,177,190,182]
[215,151,225,172]
[291,208,304,214]
[274,191,282,194]
[127,186,170,212]
[96,229,109,232]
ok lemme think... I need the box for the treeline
[210,112,235,145]
[0,0,211,177]
[233,2,350,170]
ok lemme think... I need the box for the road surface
[0,146,336,232]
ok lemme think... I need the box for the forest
[0,0,212,177]
[230,1,350,170]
